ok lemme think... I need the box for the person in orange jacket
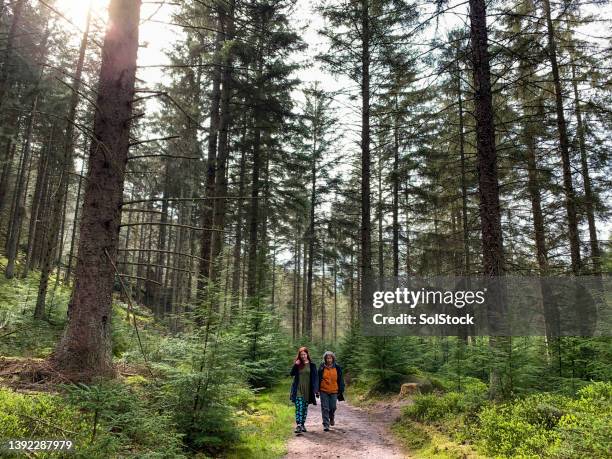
[316,351,345,431]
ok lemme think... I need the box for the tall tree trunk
[404,185,411,275]
[246,124,261,298]
[5,96,39,278]
[360,0,372,316]
[155,161,170,312]
[457,59,470,276]
[522,92,559,340]
[469,0,503,276]
[0,131,17,227]
[198,28,223,296]
[542,0,581,274]
[302,238,307,336]
[333,253,338,342]
[377,148,383,285]
[210,0,236,282]
[349,246,355,326]
[305,132,317,340]
[35,8,91,318]
[571,64,600,274]
[230,124,247,315]
[292,237,298,340]
[392,97,400,277]
[5,26,49,276]
[469,0,506,399]
[295,233,302,337]
[24,127,53,277]
[52,0,142,378]
[257,138,271,292]
[271,237,276,309]
[65,157,85,283]
[33,146,53,269]
[246,40,265,299]
[321,249,325,342]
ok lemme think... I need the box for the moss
[393,417,485,459]
[228,381,294,459]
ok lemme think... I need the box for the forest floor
[284,397,410,458]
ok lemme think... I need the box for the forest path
[283,398,409,458]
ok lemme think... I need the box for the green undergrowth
[227,380,294,459]
[392,420,484,459]
[0,257,70,357]
[0,379,296,458]
[0,382,185,458]
[396,379,612,458]
[0,255,163,360]
[1,265,296,457]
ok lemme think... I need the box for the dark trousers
[320,392,337,428]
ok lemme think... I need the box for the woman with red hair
[289,346,319,434]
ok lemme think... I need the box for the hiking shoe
[300,424,307,432]
[324,427,329,432]
[330,417,335,426]
[294,425,302,434]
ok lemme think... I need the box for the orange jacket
[319,366,339,394]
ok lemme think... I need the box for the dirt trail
[284,399,409,458]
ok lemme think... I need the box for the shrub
[555,382,612,458]
[0,387,115,458]
[392,419,432,450]
[476,384,611,458]
[66,380,185,457]
[477,398,562,457]
[411,393,462,422]
[403,380,486,423]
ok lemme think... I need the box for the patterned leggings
[295,396,308,425]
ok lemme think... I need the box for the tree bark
[321,249,325,342]
[360,0,373,318]
[246,44,265,299]
[230,123,247,315]
[305,121,317,340]
[392,97,400,277]
[457,59,470,277]
[377,146,383,285]
[470,0,503,278]
[0,131,17,227]
[571,64,600,274]
[469,0,506,399]
[24,127,53,277]
[210,0,236,282]
[542,0,581,274]
[197,28,223,295]
[246,124,261,298]
[5,95,39,278]
[52,0,142,378]
[35,7,91,318]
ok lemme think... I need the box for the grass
[392,418,485,459]
[0,256,71,358]
[228,381,295,459]
[344,377,398,407]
